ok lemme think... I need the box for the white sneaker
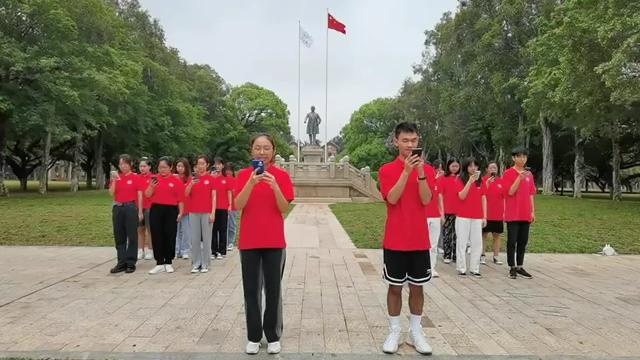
[216,253,223,260]
[407,329,432,355]
[148,265,165,275]
[144,249,153,260]
[245,341,260,354]
[210,254,216,260]
[443,258,452,264]
[467,247,471,255]
[382,326,402,354]
[182,254,190,260]
[200,268,209,273]
[165,264,175,273]
[227,244,234,251]
[191,267,200,274]
[437,247,444,254]
[432,270,440,278]
[137,249,144,260]
[480,255,487,265]
[267,341,281,354]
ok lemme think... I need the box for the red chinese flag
[328,13,346,34]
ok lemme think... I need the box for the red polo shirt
[138,173,153,209]
[227,177,237,211]
[502,167,536,222]
[112,172,143,204]
[424,176,442,218]
[379,157,434,251]
[149,174,185,206]
[483,176,505,221]
[214,176,233,210]
[456,178,486,220]
[234,165,294,250]
[187,174,215,214]
[440,175,461,215]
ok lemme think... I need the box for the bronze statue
[304,106,321,145]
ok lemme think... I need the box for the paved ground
[1,203,640,359]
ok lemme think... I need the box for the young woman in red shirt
[234,134,294,355]
[137,157,154,261]
[108,154,144,274]
[502,147,536,279]
[174,158,192,260]
[455,157,487,277]
[185,155,216,273]
[211,157,232,259]
[440,158,461,263]
[482,161,504,265]
[145,157,185,275]
[425,159,444,278]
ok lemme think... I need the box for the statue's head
[311,106,315,112]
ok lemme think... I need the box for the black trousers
[442,214,457,261]
[506,221,531,267]
[112,203,138,267]
[212,209,228,255]
[150,204,178,265]
[240,249,286,343]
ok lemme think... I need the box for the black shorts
[483,220,504,234]
[383,249,431,286]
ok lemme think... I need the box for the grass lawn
[330,195,640,254]
[5,180,91,193]
[0,191,295,247]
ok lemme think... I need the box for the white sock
[144,248,150,252]
[389,315,401,330]
[410,314,422,333]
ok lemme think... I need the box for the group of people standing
[109,155,239,275]
[379,122,536,355]
[108,134,293,355]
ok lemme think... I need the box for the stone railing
[275,155,382,201]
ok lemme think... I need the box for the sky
[138,0,459,143]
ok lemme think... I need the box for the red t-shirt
[456,178,486,220]
[214,176,233,210]
[186,174,215,214]
[440,175,461,215]
[138,173,153,209]
[234,165,294,250]
[483,176,505,221]
[112,172,143,204]
[502,167,536,222]
[149,174,185,206]
[379,158,434,251]
[227,177,237,211]
[424,176,442,218]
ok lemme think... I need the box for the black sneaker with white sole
[509,267,517,279]
[470,272,482,278]
[516,267,533,279]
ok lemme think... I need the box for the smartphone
[110,170,119,180]
[524,167,532,172]
[251,159,265,175]
[490,171,497,177]
[151,175,159,185]
[411,148,422,158]
[193,173,199,180]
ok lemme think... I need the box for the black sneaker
[516,268,533,279]
[125,265,136,274]
[110,264,126,274]
[470,272,482,278]
[509,267,517,279]
[457,271,466,276]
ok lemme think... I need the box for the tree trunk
[573,127,585,199]
[498,146,505,174]
[95,131,105,190]
[517,111,525,146]
[0,112,8,196]
[70,137,82,192]
[20,177,27,191]
[540,114,554,195]
[611,124,622,201]
[39,130,52,195]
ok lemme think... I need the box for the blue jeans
[175,214,191,256]
[227,210,239,247]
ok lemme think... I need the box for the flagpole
[297,21,301,161]
[324,9,329,162]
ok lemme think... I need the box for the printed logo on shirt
[221,180,226,185]
[127,180,133,185]
[497,184,502,188]
[168,183,174,188]
[525,178,530,182]
[204,180,210,185]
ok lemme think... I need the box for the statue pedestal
[302,146,323,163]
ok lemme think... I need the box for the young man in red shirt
[502,147,536,279]
[378,122,434,355]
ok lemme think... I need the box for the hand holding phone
[251,159,265,175]
[150,176,159,187]
[411,148,422,158]
[110,170,119,180]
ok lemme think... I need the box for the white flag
[299,25,313,48]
